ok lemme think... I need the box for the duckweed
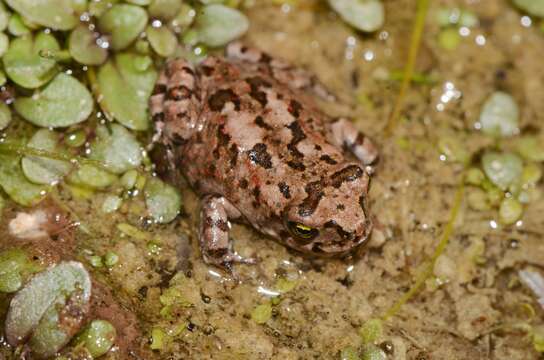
[515,136,544,162]
[0,101,11,130]
[195,4,249,47]
[121,169,139,190]
[479,91,519,138]
[328,0,384,32]
[465,167,485,186]
[361,345,386,360]
[103,251,119,267]
[149,0,182,21]
[3,33,59,89]
[67,164,117,189]
[88,124,143,174]
[14,73,93,128]
[251,303,272,324]
[64,129,87,148]
[150,327,166,350]
[467,188,491,212]
[0,248,41,293]
[513,0,544,17]
[144,177,182,223]
[97,52,158,130]
[5,261,91,357]
[21,129,71,185]
[359,318,383,344]
[481,152,523,191]
[102,195,122,213]
[98,4,149,50]
[68,25,108,66]
[0,150,48,206]
[7,14,31,36]
[438,27,461,50]
[499,198,523,225]
[4,0,82,30]
[146,25,178,57]
[340,346,360,360]
[73,320,116,358]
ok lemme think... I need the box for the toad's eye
[287,221,319,241]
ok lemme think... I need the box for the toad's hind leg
[226,41,334,101]
[199,195,255,271]
[329,117,379,167]
[149,59,201,148]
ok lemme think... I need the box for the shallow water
[1,0,544,359]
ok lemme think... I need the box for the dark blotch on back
[248,143,273,169]
[208,89,241,111]
[331,165,364,188]
[152,83,166,95]
[278,182,291,199]
[298,181,324,217]
[287,160,306,171]
[287,121,306,158]
[288,100,303,118]
[247,76,271,107]
[320,154,338,165]
[200,65,214,76]
[167,85,192,101]
[255,115,273,130]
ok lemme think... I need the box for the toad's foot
[329,117,379,168]
[199,195,256,271]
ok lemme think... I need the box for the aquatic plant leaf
[73,320,116,358]
[0,152,48,206]
[68,25,108,66]
[146,25,177,57]
[98,4,148,50]
[21,129,72,185]
[0,102,11,130]
[144,177,182,223]
[5,262,91,348]
[513,0,544,17]
[195,4,249,47]
[14,73,93,128]
[3,33,59,89]
[67,164,117,189]
[88,124,143,174]
[479,91,519,138]
[4,0,84,30]
[148,0,182,21]
[328,0,384,32]
[481,151,523,190]
[97,53,157,130]
[0,249,42,293]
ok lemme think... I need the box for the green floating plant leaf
[3,33,59,89]
[479,91,519,138]
[328,0,384,32]
[144,177,182,223]
[481,151,523,191]
[0,151,48,206]
[68,25,108,66]
[195,4,249,47]
[21,129,72,185]
[97,53,157,130]
[0,248,42,293]
[4,0,84,30]
[98,4,148,50]
[67,164,117,189]
[146,25,178,57]
[149,0,182,21]
[0,102,11,130]
[513,0,544,17]
[88,124,143,174]
[73,320,116,358]
[14,73,93,128]
[5,261,92,356]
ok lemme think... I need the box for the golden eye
[287,221,319,240]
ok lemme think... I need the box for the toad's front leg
[199,195,255,271]
[329,117,379,167]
